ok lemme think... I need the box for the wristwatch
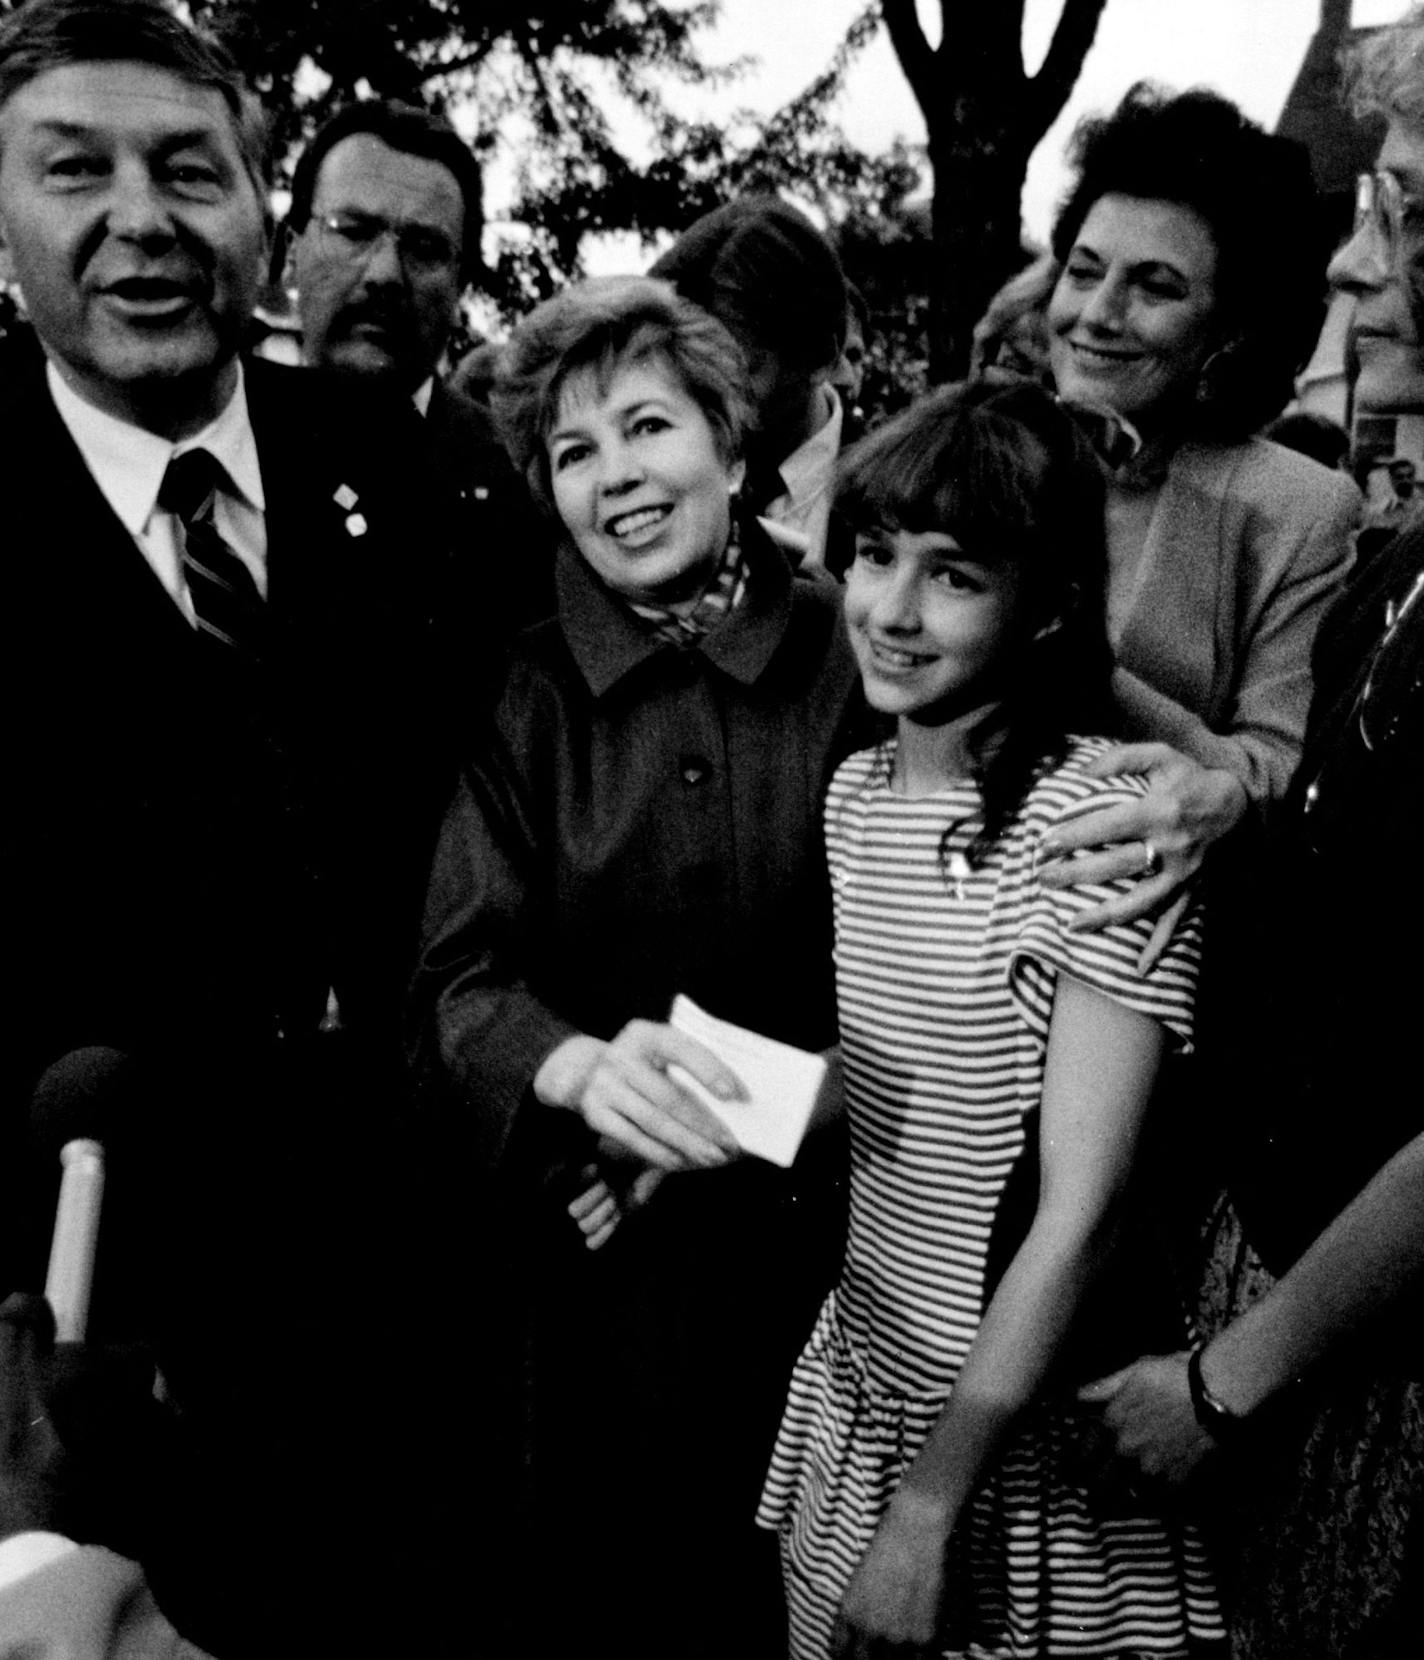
[1187,1343,1244,1442]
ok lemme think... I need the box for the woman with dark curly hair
[1025,84,1360,961]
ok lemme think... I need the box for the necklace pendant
[947,851,972,900]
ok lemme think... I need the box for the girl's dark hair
[837,379,1116,866]
[1050,82,1325,441]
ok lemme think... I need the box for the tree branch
[510,28,567,142]
[758,2,881,154]
[1026,0,1108,144]
[882,0,938,115]
[426,39,499,81]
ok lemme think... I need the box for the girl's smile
[844,527,1028,724]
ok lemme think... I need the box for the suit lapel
[5,349,200,656]
[245,357,328,617]
[1114,442,1231,722]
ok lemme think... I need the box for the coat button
[680,755,710,786]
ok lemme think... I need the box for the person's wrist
[887,1482,955,1542]
[532,1034,604,1114]
[1207,766,1250,835]
[1187,1343,1246,1442]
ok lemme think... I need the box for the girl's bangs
[841,403,1052,561]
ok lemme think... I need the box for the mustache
[330,295,418,343]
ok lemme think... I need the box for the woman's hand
[831,1491,954,1659]
[1077,1353,1216,1486]
[1037,742,1247,968]
[534,1020,744,1170]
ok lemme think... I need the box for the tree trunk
[928,128,1034,380]
[881,0,1108,381]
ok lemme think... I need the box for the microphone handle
[44,1138,105,1343]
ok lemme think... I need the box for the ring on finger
[1140,839,1162,877]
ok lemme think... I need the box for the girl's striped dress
[757,737,1225,1658]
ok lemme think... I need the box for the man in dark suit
[0,2,472,1650]
[283,96,551,658]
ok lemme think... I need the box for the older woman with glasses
[1080,17,1424,1657]
[982,85,1361,964]
[409,275,862,1660]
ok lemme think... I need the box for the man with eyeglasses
[285,100,476,408]
[1077,10,1424,1656]
[285,99,552,645]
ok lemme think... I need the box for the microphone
[30,1048,129,1343]
[46,1138,104,1343]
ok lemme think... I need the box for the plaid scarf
[625,518,749,646]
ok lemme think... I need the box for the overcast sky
[684,0,1413,241]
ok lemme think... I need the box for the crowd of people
[2,0,1424,1657]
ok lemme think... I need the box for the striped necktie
[158,448,263,652]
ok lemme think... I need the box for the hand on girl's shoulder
[1029,735,1154,825]
[1023,739,1204,980]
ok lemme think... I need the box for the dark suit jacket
[2,343,483,1652]
[424,375,556,657]
[4,344,461,1105]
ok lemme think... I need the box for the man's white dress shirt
[47,363,267,624]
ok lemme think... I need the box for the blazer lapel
[1114,442,1232,723]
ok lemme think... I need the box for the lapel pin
[333,484,359,510]
[344,513,368,537]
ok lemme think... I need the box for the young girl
[757,382,1225,1658]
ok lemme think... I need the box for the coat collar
[557,517,797,699]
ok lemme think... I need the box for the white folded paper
[666,994,827,1168]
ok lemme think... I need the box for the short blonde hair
[492,275,751,519]
[1345,7,1424,128]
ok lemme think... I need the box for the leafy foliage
[187,0,745,312]
[833,164,935,427]
[186,0,930,342]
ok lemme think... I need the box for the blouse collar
[556,517,796,699]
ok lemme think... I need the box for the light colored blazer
[1111,436,1361,806]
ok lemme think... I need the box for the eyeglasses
[1355,567,1424,754]
[1300,566,1424,854]
[1351,171,1424,269]
[313,211,460,277]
